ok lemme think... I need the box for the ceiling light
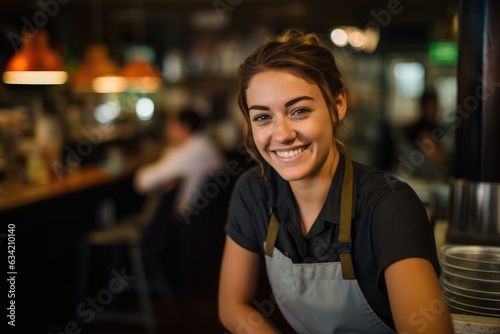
[91,76,129,94]
[330,26,380,53]
[72,44,120,92]
[2,29,67,85]
[330,28,348,47]
[119,46,162,93]
[347,29,366,49]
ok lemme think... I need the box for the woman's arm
[218,236,280,333]
[385,257,454,334]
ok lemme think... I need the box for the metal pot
[447,178,500,246]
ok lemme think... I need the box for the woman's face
[246,69,346,182]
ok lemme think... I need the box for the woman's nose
[273,119,297,143]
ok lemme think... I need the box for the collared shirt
[134,133,225,210]
[226,154,440,329]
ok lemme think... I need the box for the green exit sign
[428,42,458,65]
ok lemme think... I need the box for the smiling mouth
[274,147,305,159]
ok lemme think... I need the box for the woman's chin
[276,169,306,182]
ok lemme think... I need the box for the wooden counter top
[0,150,159,213]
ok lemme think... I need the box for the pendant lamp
[117,46,162,93]
[72,43,124,93]
[2,29,68,85]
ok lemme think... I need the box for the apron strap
[265,155,356,280]
[338,155,355,279]
[265,212,280,257]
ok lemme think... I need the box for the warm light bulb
[91,76,129,93]
[2,71,68,85]
[348,29,366,50]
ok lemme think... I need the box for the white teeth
[276,147,303,158]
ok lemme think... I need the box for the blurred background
[0,0,459,175]
[1,0,485,333]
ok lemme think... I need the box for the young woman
[218,29,454,334]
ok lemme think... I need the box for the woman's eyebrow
[248,104,269,111]
[284,96,313,108]
[248,96,314,111]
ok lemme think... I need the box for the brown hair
[237,28,347,172]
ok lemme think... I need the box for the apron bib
[264,156,395,333]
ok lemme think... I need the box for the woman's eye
[291,108,311,116]
[252,114,271,122]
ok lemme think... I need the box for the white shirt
[134,133,225,214]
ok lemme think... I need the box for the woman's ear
[336,90,347,122]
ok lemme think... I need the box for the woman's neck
[290,150,341,235]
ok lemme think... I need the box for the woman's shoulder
[231,163,285,205]
[235,165,261,183]
[232,166,263,196]
[352,160,412,197]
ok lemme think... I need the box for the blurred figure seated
[133,107,226,295]
[402,90,449,181]
[134,107,225,218]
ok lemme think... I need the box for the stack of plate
[440,245,500,318]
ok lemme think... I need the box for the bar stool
[75,187,179,334]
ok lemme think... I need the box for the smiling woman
[246,70,343,184]
[217,28,455,334]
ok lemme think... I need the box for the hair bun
[273,28,322,47]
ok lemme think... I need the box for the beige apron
[264,156,396,333]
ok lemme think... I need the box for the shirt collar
[262,153,349,227]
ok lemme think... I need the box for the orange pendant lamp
[118,59,162,93]
[2,29,68,85]
[88,46,163,94]
[117,47,162,93]
[71,43,123,93]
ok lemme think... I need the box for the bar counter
[0,149,159,213]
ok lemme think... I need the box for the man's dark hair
[420,90,438,107]
[177,108,206,133]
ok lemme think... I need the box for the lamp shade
[118,59,162,93]
[72,44,120,92]
[2,29,68,85]
[117,45,162,93]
